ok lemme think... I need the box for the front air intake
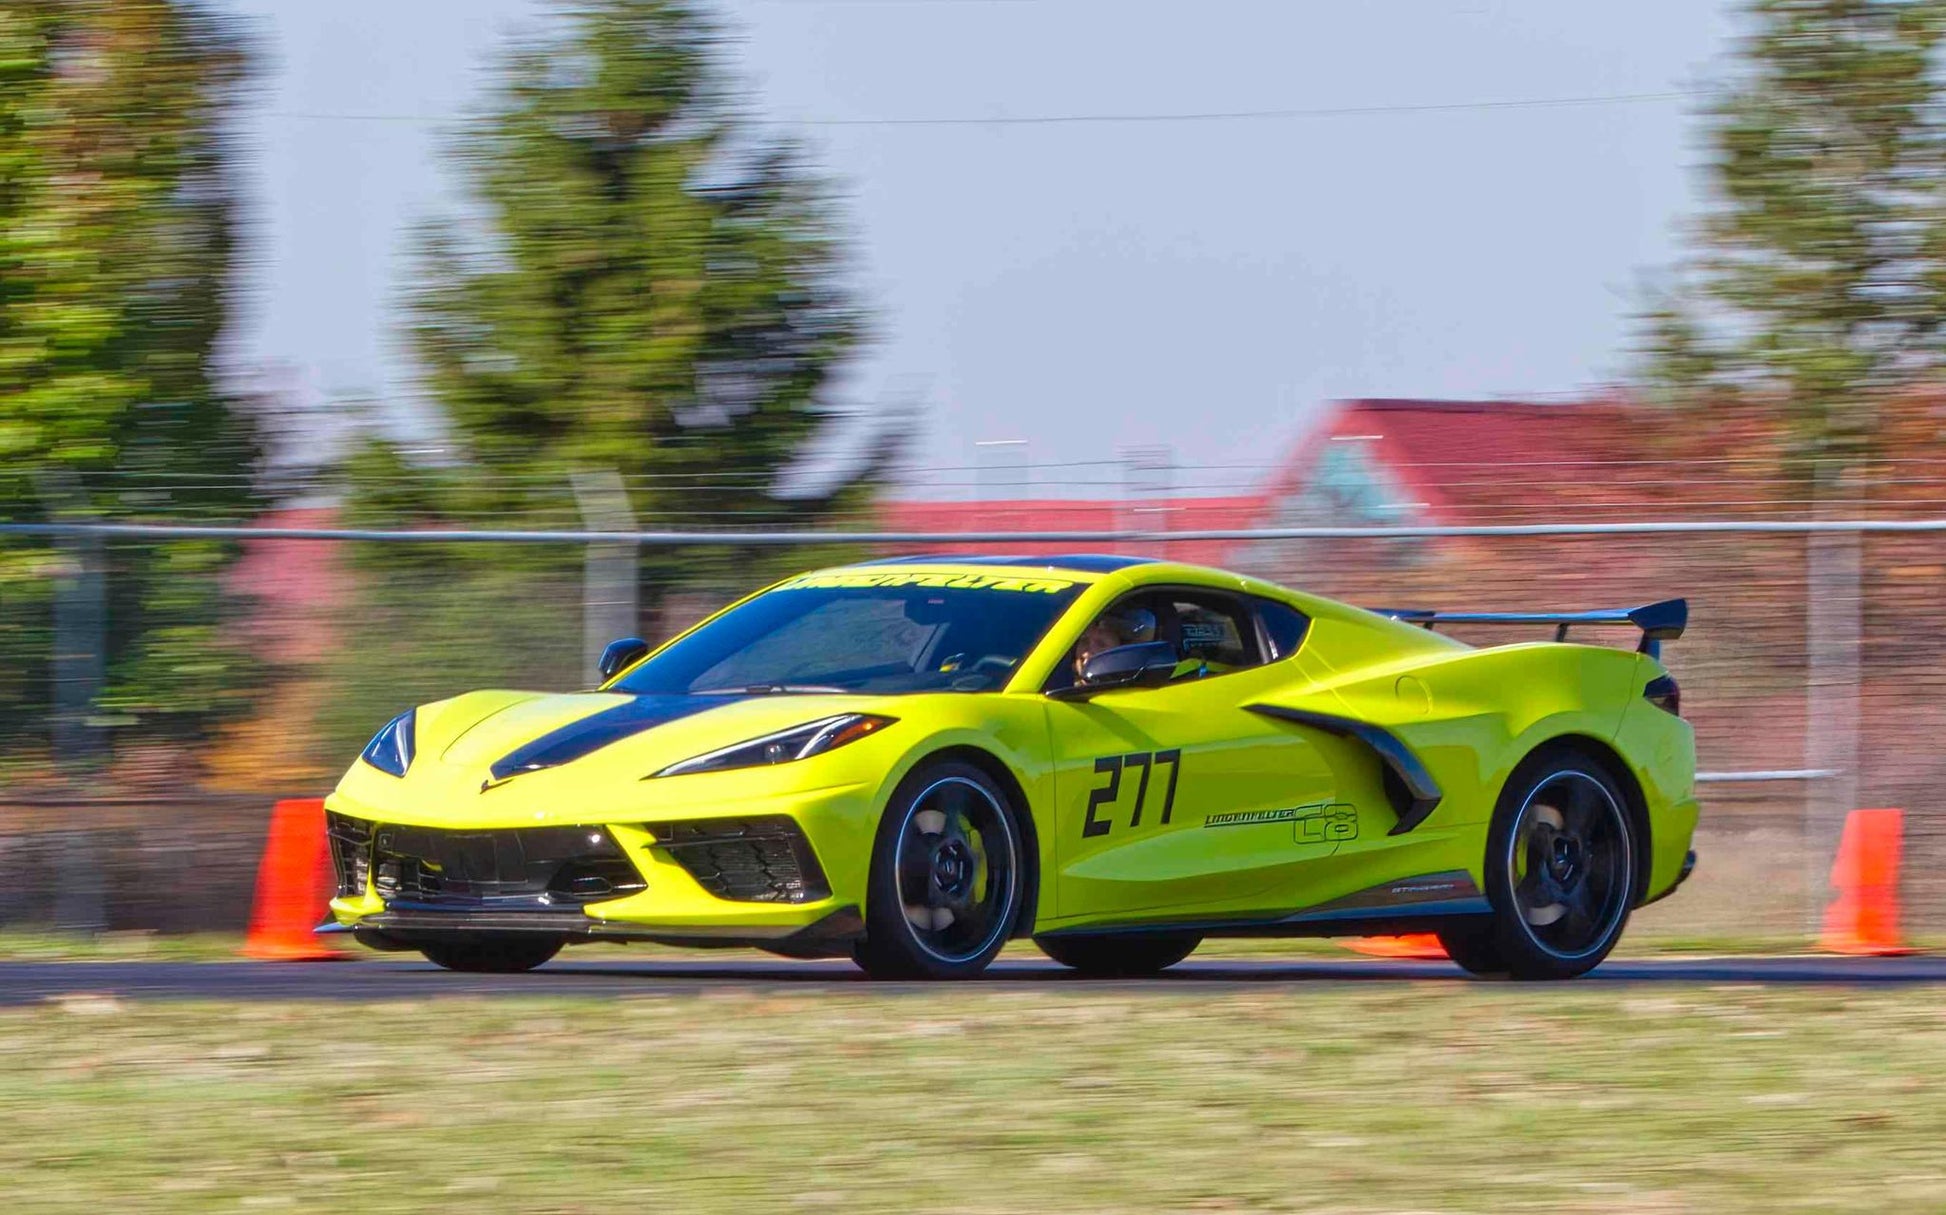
[646,816,830,904]
[325,812,373,898]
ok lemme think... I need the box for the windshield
[612,573,1084,696]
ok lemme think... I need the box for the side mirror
[1057,641,1180,698]
[598,637,649,681]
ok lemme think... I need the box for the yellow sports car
[321,555,1696,980]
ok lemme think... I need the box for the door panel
[1045,665,1342,922]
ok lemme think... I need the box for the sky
[218,0,1741,497]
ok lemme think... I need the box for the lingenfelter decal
[1203,803,1358,842]
[1204,807,1299,828]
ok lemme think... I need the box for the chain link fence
[0,516,1920,943]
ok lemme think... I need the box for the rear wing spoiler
[1373,598,1687,658]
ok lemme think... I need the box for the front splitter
[320,903,866,955]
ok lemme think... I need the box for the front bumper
[322,779,878,948]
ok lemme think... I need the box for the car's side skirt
[1035,870,1490,941]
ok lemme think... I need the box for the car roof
[856,553,1158,573]
[823,555,1307,604]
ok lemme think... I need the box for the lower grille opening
[326,812,372,898]
[647,816,830,904]
[363,824,646,908]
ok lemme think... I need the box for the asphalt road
[5,954,1946,1005]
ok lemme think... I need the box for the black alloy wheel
[854,761,1024,980]
[1440,752,1636,981]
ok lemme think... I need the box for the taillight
[1644,673,1681,717]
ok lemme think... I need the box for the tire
[852,760,1026,980]
[1469,748,1638,980]
[417,935,564,974]
[1434,920,1510,977]
[1036,932,1201,977]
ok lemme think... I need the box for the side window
[1046,588,1277,692]
[1045,592,1166,693]
[1255,598,1311,660]
[1164,592,1262,671]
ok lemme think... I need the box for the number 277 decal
[1083,749,1182,838]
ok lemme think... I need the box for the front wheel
[1465,751,1638,980]
[1037,932,1201,977]
[418,935,564,973]
[853,761,1026,980]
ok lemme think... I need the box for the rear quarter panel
[1316,640,1645,830]
[1289,607,1698,902]
[1614,688,1700,899]
[1284,623,1650,841]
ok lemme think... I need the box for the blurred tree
[353,0,890,544]
[1635,0,1946,865]
[1639,0,1946,473]
[0,1,261,758]
[331,0,893,722]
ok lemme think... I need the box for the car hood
[413,687,889,787]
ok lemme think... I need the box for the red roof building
[874,397,1761,565]
[875,494,1268,567]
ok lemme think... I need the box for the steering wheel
[939,654,1018,691]
[939,653,1016,674]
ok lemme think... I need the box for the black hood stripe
[488,694,746,783]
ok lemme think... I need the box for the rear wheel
[1037,932,1201,977]
[1466,751,1637,980]
[418,935,564,974]
[853,761,1025,980]
[1434,920,1509,977]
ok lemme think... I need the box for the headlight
[360,709,417,777]
[651,714,894,778]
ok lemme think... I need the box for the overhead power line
[265,88,1703,130]
[791,89,1700,128]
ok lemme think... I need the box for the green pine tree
[1640,0,1946,472]
[355,0,888,540]
[0,1,262,757]
[328,0,893,745]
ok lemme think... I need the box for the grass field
[7,984,1945,1214]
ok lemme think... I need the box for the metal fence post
[1121,445,1176,558]
[36,474,108,933]
[1803,524,1862,936]
[572,470,639,679]
[49,523,106,773]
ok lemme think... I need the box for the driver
[1075,605,1160,680]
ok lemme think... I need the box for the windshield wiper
[693,683,852,695]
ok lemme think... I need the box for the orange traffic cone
[1820,808,1915,957]
[240,797,345,961]
[1341,933,1449,960]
